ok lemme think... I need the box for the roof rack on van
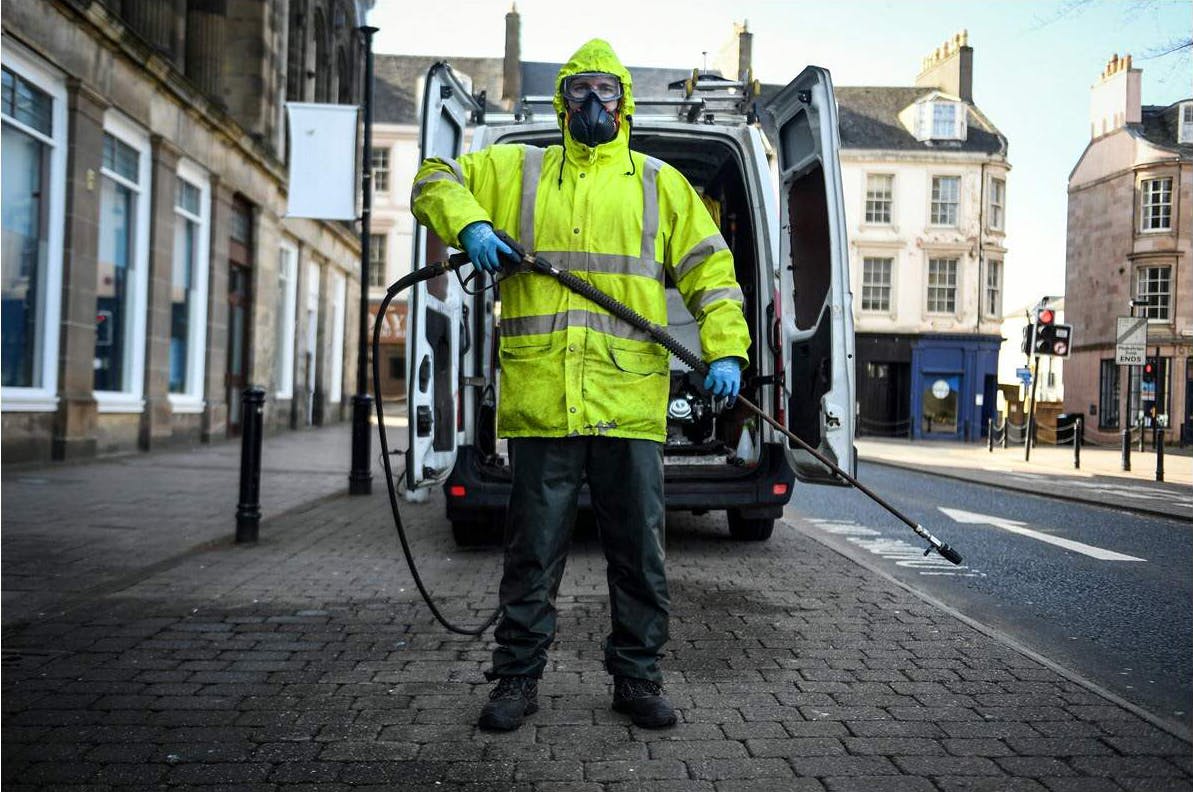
[517,68,763,125]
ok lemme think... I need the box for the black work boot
[478,676,539,731]
[612,676,677,728]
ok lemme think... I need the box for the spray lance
[372,231,963,635]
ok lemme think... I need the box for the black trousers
[488,436,669,682]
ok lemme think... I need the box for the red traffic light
[1035,307,1055,326]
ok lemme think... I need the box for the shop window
[1,54,66,410]
[275,243,298,399]
[95,116,151,409]
[169,165,210,410]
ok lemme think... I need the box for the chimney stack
[915,30,973,102]
[737,20,752,82]
[502,3,521,109]
[1089,53,1141,138]
[713,21,753,81]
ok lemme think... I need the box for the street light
[349,5,379,495]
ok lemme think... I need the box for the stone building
[836,32,1010,441]
[1,0,370,464]
[1064,55,1192,446]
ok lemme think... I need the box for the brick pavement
[3,427,1192,790]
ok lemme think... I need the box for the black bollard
[987,418,994,452]
[1156,428,1165,482]
[1121,427,1131,471]
[236,387,267,544]
[1074,417,1082,470]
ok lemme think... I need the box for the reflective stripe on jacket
[411,39,750,442]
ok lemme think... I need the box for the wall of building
[1064,130,1192,444]
[841,150,1007,440]
[1,0,361,465]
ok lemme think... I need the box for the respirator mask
[562,72,622,148]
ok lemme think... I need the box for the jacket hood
[553,39,634,148]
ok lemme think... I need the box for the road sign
[1015,367,1032,385]
[1115,315,1147,365]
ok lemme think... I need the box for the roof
[375,54,701,125]
[831,86,1006,156]
[374,54,506,124]
[1139,100,1193,159]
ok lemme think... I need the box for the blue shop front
[910,334,1001,441]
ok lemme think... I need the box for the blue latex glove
[458,221,514,273]
[703,357,742,405]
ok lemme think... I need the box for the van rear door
[405,63,479,498]
[761,66,857,483]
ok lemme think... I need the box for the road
[787,462,1193,735]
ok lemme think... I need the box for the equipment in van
[371,232,963,635]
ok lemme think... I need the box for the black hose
[373,264,501,635]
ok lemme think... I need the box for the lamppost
[348,16,379,495]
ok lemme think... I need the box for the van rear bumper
[443,442,795,523]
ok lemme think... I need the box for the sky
[369,0,1192,311]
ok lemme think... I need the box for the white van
[405,63,856,545]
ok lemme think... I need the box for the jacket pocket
[610,344,669,377]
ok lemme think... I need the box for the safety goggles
[561,72,623,103]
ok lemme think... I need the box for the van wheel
[727,510,775,542]
[451,514,501,547]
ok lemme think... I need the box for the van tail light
[448,485,467,497]
[772,483,788,497]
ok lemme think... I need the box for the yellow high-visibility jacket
[411,39,750,442]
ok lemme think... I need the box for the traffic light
[1034,323,1073,357]
[1020,324,1033,355]
[1142,358,1156,384]
[1034,306,1056,326]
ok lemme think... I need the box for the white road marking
[939,508,1146,562]
[806,519,983,577]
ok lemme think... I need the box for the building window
[988,177,1005,231]
[1136,265,1171,320]
[933,102,955,137]
[985,260,1002,317]
[372,148,390,193]
[1098,359,1120,429]
[95,118,150,406]
[1140,177,1172,231]
[864,174,893,224]
[369,233,388,288]
[861,256,892,311]
[275,243,298,399]
[915,99,965,141]
[1180,102,1193,144]
[1,57,66,407]
[926,257,957,313]
[930,176,960,226]
[169,164,210,407]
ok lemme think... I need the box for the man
[411,39,749,731]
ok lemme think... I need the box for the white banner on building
[285,102,359,219]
